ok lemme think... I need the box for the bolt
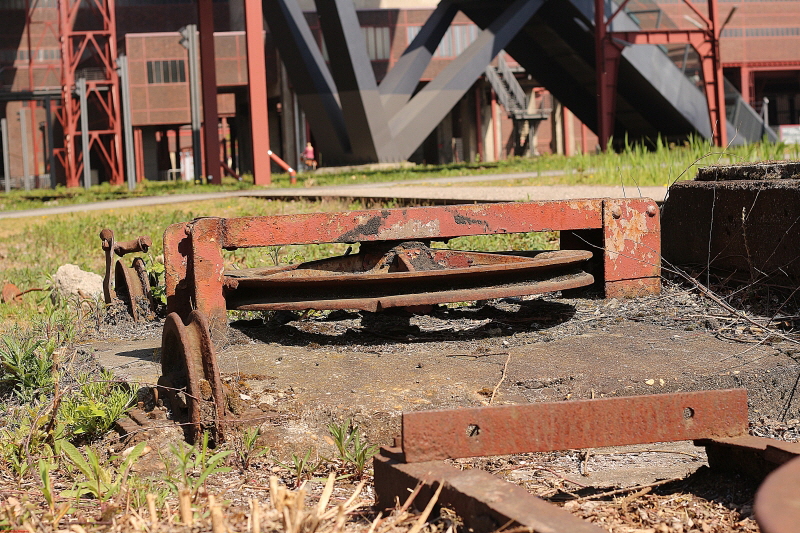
[611,206,622,219]
[647,205,657,217]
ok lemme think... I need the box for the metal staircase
[484,53,550,121]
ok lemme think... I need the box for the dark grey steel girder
[314,0,397,162]
[389,0,545,159]
[378,0,458,116]
[263,0,543,165]
[261,0,351,159]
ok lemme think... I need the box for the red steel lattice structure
[57,0,124,187]
[595,0,727,148]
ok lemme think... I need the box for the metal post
[19,108,31,191]
[197,0,222,184]
[1,118,10,193]
[78,78,92,189]
[118,55,137,190]
[180,25,202,183]
[244,0,271,185]
[45,98,55,188]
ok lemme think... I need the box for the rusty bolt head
[646,205,657,217]
[611,206,622,219]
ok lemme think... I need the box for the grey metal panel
[390,0,545,160]
[379,0,458,116]
[314,0,396,162]
[262,0,352,160]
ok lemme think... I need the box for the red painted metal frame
[197,0,222,185]
[401,389,747,462]
[57,0,124,187]
[163,199,661,333]
[244,0,272,185]
[594,0,726,148]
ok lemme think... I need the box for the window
[147,59,186,84]
[362,26,391,60]
[406,24,479,59]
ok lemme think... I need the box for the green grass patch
[2,137,799,212]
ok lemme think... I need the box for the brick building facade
[0,0,798,185]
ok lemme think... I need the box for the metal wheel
[158,310,227,444]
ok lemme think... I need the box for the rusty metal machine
[100,228,155,321]
[374,389,800,533]
[157,199,661,441]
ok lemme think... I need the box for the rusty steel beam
[401,390,748,462]
[374,448,604,533]
[218,200,605,248]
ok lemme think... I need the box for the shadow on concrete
[229,298,577,348]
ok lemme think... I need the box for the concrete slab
[95,296,798,463]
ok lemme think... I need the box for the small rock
[645,379,655,386]
[52,264,103,303]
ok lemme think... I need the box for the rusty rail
[374,390,799,533]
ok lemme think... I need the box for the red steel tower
[57,0,123,187]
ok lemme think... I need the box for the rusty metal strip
[218,200,604,248]
[230,271,593,312]
[373,448,604,533]
[754,455,800,533]
[402,389,748,462]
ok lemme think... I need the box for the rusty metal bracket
[100,228,154,320]
[163,199,661,338]
[375,390,798,533]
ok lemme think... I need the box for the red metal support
[57,0,124,187]
[244,0,271,185]
[594,0,726,148]
[197,0,222,185]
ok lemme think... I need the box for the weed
[276,448,323,487]
[164,432,232,500]
[327,419,379,479]
[235,426,269,470]
[60,440,148,502]
[0,335,56,401]
[59,370,135,440]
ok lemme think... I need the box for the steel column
[244,0,271,185]
[45,98,56,188]
[118,55,136,191]
[197,0,222,185]
[19,107,31,191]
[77,78,91,189]
[1,119,10,193]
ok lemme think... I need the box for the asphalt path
[0,171,668,220]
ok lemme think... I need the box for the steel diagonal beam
[378,0,458,116]
[314,0,396,162]
[261,0,351,158]
[388,0,545,160]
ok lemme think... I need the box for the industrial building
[0,0,798,188]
